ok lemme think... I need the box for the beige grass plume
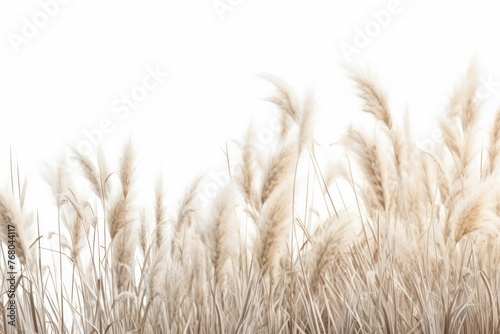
[440,63,480,180]
[0,193,32,265]
[350,68,392,130]
[210,185,238,288]
[346,127,388,213]
[260,140,298,205]
[309,215,353,289]
[108,141,138,291]
[255,183,292,284]
[72,149,105,201]
[237,126,260,214]
[350,69,408,180]
[154,173,167,250]
[261,74,300,141]
[447,181,497,244]
[119,139,136,198]
[171,176,202,261]
[486,108,500,176]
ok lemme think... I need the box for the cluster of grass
[2,66,500,333]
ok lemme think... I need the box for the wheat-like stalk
[62,191,90,261]
[238,126,259,213]
[171,177,201,261]
[261,74,301,141]
[448,181,496,243]
[113,224,137,290]
[260,140,297,204]
[0,193,31,265]
[154,174,167,250]
[346,127,388,213]
[309,215,352,289]
[119,139,135,198]
[298,92,315,152]
[139,208,149,255]
[255,183,292,284]
[148,244,168,299]
[211,186,237,288]
[72,149,104,200]
[487,107,500,176]
[350,68,392,130]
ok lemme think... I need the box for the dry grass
[2,67,500,333]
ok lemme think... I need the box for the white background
[1,0,500,208]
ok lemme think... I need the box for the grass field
[1,66,500,333]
